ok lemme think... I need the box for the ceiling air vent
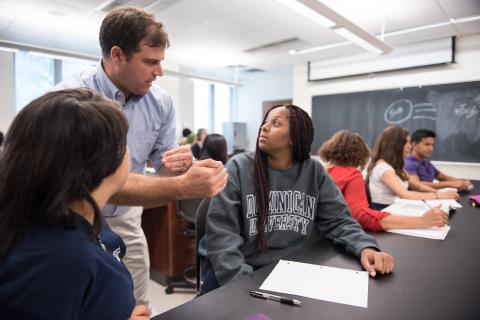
[145,0,183,13]
[99,0,129,12]
[243,68,265,73]
[223,65,265,73]
[244,37,309,54]
[98,0,174,12]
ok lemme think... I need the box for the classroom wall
[235,66,293,151]
[293,33,480,180]
[154,65,194,141]
[0,52,188,142]
[0,50,15,133]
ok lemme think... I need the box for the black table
[153,181,480,320]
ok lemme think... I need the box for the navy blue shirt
[0,214,135,319]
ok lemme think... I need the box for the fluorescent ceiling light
[276,0,336,27]
[276,0,392,55]
[450,15,480,23]
[334,27,383,55]
[0,46,19,53]
[291,14,480,55]
[290,41,350,55]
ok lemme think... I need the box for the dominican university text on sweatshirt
[200,152,379,285]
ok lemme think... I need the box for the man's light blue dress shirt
[57,63,176,216]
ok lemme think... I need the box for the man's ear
[110,46,125,66]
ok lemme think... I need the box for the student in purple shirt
[404,129,472,191]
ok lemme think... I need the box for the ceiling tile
[436,0,480,18]
[51,0,104,11]
[453,20,480,36]
[0,0,478,71]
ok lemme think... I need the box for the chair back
[365,176,373,206]
[178,198,204,224]
[195,198,211,294]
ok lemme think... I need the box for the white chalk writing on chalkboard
[384,99,437,124]
[454,103,479,119]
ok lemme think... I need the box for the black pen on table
[250,290,302,306]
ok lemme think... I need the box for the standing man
[57,7,227,310]
[405,129,472,191]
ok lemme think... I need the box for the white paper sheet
[393,198,462,210]
[437,187,458,193]
[382,203,452,240]
[259,260,369,308]
[383,203,426,216]
[387,225,450,240]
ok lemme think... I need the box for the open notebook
[381,198,462,240]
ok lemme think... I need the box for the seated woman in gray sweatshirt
[199,105,394,293]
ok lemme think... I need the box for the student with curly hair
[199,105,394,293]
[319,130,448,232]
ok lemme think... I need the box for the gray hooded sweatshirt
[200,152,379,285]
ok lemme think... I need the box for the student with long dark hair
[199,133,228,164]
[200,105,393,293]
[0,89,149,319]
[320,130,448,232]
[367,125,459,210]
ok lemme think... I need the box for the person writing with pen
[199,105,394,293]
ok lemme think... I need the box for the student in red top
[319,130,448,232]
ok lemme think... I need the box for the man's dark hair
[182,128,192,137]
[0,88,128,258]
[0,130,4,146]
[99,7,170,59]
[411,129,436,144]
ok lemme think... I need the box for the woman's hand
[360,248,394,277]
[437,191,459,200]
[420,207,448,228]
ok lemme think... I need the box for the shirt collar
[96,61,127,106]
[407,154,426,164]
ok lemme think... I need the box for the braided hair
[253,105,314,250]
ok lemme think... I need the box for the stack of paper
[387,224,450,240]
[437,187,458,193]
[259,260,369,308]
[381,199,457,240]
[393,198,462,213]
